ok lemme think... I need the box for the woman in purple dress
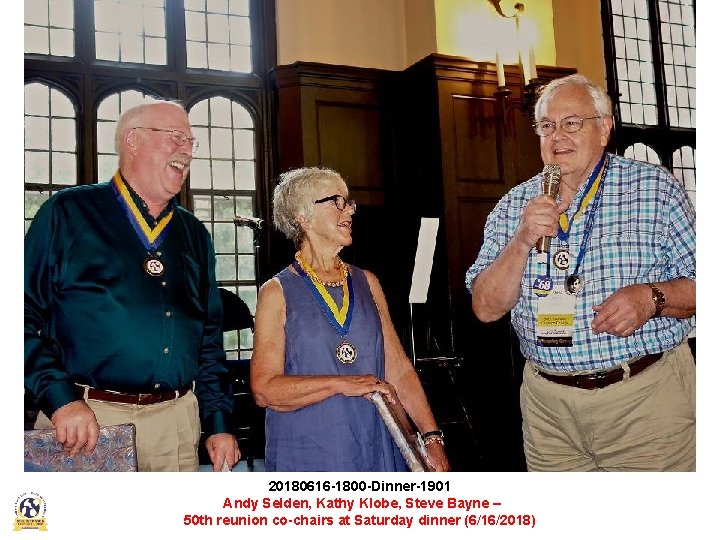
[251,167,449,472]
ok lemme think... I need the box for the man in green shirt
[25,100,240,472]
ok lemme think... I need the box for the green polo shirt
[24,176,232,436]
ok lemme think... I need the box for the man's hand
[50,400,100,456]
[205,433,241,471]
[514,194,565,250]
[592,284,655,336]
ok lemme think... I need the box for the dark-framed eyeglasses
[533,115,602,137]
[314,194,357,212]
[133,127,199,151]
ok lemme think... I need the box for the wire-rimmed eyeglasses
[133,127,199,151]
[533,115,602,137]
[314,194,357,212]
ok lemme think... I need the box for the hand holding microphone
[535,164,562,253]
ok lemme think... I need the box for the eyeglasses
[533,115,602,137]
[133,127,199,151]
[314,194,357,212]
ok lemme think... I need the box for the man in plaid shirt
[466,74,695,471]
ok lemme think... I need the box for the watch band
[646,283,666,318]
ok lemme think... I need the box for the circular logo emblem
[14,493,47,531]
[143,257,165,276]
[336,341,357,364]
[552,249,571,270]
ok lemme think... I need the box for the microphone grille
[542,164,562,182]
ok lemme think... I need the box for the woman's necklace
[293,251,357,364]
[294,252,348,287]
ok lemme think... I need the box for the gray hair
[115,99,185,154]
[534,74,613,122]
[272,167,347,248]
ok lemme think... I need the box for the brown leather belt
[85,385,191,405]
[536,353,663,390]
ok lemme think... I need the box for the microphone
[233,215,264,231]
[536,164,562,253]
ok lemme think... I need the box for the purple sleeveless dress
[264,265,408,472]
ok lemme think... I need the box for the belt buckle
[580,369,608,388]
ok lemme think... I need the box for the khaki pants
[520,342,695,471]
[36,390,201,472]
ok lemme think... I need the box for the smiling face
[122,103,194,210]
[538,85,613,190]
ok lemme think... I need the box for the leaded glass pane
[94,0,167,65]
[185,0,252,73]
[610,0,657,125]
[25,0,74,57]
[189,96,257,305]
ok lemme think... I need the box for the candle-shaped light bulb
[496,50,506,87]
[529,46,537,80]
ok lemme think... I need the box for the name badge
[536,290,576,347]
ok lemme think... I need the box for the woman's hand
[424,440,450,472]
[341,375,392,399]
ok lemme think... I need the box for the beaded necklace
[294,252,348,287]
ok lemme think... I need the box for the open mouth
[169,159,189,172]
[339,220,352,230]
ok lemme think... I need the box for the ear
[295,213,312,232]
[125,128,139,153]
[599,116,614,147]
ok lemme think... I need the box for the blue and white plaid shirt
[465,153,696,372]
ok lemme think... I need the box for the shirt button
[165,311,172,317]
[154,383,160,389]
[163,347,169,354]
[156,251,162,256]
[161,281,167,287]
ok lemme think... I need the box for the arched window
[24,82,77,233]
[190,96,257,359]
[601,0,695,196]
[623,142,661,165]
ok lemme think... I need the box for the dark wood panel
[451,95,501,182]
[458,198,500,273]
[316,101,383,189]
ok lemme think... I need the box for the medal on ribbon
[111,171,174,277]
[293,255,356,364]
[555,154,609,296]
[143,257,165,276]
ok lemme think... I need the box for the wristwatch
[646,283,666,318]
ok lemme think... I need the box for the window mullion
[647,0,669,133]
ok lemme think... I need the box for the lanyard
[557,154,607,243]
[562,154,609,276]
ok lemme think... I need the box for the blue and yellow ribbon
[557,154,608,239]
[111,170,173,250]
[293,259,354,336]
